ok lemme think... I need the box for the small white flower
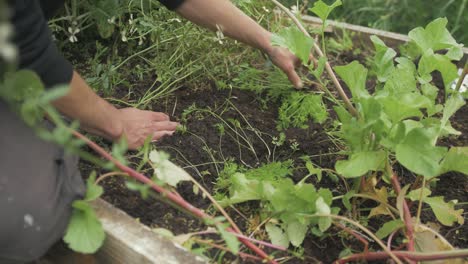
[121,30,128,42]
[107,16,116,24]
[128,14,134,25]
[214,24,225,45]
[168,18,182,23]
[69,35,78,43]
[0,43,17,62]
[290,5,299,14]
[262,6,270,13]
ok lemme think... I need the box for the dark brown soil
[75,36,468,263]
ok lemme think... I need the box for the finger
[147,111,170,121]
[152,130,175,141]
[152,121,179,131]
[284,64,303,89]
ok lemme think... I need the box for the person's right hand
[114,108,179,150]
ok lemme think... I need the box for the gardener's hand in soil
[52,71,178,150]
[176,0,304,88]
[117,108,178,149]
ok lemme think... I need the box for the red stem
[390,172,415,253]
[72,131,277,264]
[335,250,468,263]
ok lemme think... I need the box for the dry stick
[336,249,468,264]
[271,0,358,117]
[71,130,277,264]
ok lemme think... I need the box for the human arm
[52,71,178,149]
[174,0,304,88]
[10,1,177,150]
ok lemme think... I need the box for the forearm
[52,71,122,140]
[176,0,273,52]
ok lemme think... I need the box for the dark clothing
[1,0,185,262]
[0,101,86,263]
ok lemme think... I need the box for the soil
[75,34,468,263]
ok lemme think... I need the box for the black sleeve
[158,0,186,10]
[9,0,73,88]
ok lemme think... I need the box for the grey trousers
[0,101,86,263]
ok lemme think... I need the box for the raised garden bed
[76,14,468,264]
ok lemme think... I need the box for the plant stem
[336,249,468,263]
[271,0,358,117]
[308,214,402,264]
[454,62,467,92]
[388,168,415,253]
[71,130,277,264]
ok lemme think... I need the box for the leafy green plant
[269,1,468,260]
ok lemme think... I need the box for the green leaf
[85,172,103,201]
[150,150,191,187]
[335,151,386,178]
[216,225,240,254]
[406,187,432,201]
[439,147,468,175]
[395,128,447,177]
[125,180,151,199]
[265,223,289,248]
[376,219,404,239]
[370,36,396,82]
[316,197,331,232]
[342,191,356,211]
[64,201,105,254]
[278,92,328,130]
[334,61,369,100]
[424,196,464,226]
[271,27,314,65]
[408,18,463,58]
[286,220,308,247]
[309,0,342,22]
[418,50,459,88]
[441,96,466,130]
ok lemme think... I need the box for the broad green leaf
[64,201,105,254]
[265,223,289,248]
[216,225,240,254]
[395,128,447,177]
[334,61,369,100]
[335,151,386,178]
[286,220,308,247]
[379,96,422,123]
[441,96,466,130]
[424,196,464,226]
[84,172,103,201]
[407,187,432,201]
[316,197,331,232]
[150,150,191,187]
[370,36,396,82]
[439,147,468,175]
[418,50,459,88]
[309,0,342,22]
[311,56,327,79]
[271,27,314,65]
[376,219,404,239]
[383,68,417,95]
[219,173,262,206]
[408,18,463,58]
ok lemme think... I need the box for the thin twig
[271,0,358,117]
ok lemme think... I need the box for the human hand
[114,108,179,150]
[267,46,304,89]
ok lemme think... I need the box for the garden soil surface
[77,42,468,263]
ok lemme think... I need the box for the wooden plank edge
[91,199,207,264]
[300,15,468,55]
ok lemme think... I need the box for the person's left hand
[266,46,304,89]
